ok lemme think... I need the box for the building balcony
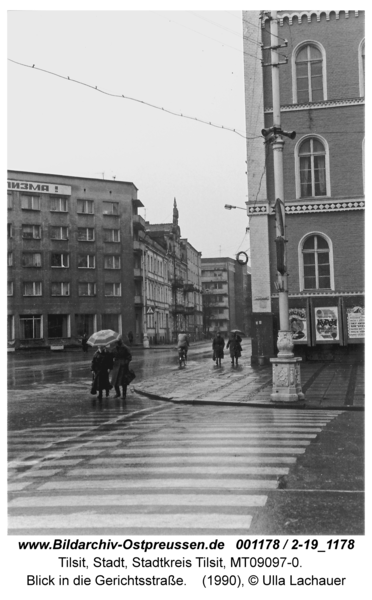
[133,240,144,251]
[184,306,196,315]
[170,277,184,289]
[170,304,186,315]
[134,294,143,305]
[133,214,146,230]
[134,267,143,278]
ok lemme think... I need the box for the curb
[133,387,364,411]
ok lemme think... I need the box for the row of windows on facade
[7,282,122,297]
[7,195,121,215]
[7,252,122,269]
[7,312,176,340]
[7,224,121,242]
[286,39,365,103]
[8,314,120,340]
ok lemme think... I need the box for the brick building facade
[243,10,364,362]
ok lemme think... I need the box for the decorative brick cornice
[264,97,364,113]
[262,11,359,26]
[282,200,365,214]
[248,204,269,215]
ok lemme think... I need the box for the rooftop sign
[7,180,71,195]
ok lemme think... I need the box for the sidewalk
[134,344,364,411]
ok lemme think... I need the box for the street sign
[146,307,154,314]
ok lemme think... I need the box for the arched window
[293,42,326,103]
[298,137,328,198]
[359,39,365,97]
[300,234,333,290]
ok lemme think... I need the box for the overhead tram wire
[8,59,263,143]
[226,10,288,44]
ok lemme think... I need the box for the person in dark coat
[212,332,225,367]
[127,331,134,346]
[91,346,114,400]
[81,332,89,353]
[111,339,133,399]
[227,332,242,367]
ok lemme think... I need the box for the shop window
[20,314,42,339]
[300,233,334,291]
[293,42,326,103]
[48,314,69,338]
[75,314,95,337]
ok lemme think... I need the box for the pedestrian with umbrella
[227,331,242,367]
[88,330,120,400]
[111,339,133,399]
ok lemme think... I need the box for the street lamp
[224,204,247,211]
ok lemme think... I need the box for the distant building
[243,10,364,362]
[201,257,251,337]
[7,170,140,350]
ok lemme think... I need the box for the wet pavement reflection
[7,346,212,430]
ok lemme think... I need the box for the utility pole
[263,10,304,402]
[142,242,149,348]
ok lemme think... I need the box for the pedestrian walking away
[111,339,134,399]
[127,331,134,346]
[212,332,225,367]
[90,346,114,400]
[81,332,89,353]
[227,331,242,367]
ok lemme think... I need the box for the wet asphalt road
[8,348,364,535]
[7,346,211,430]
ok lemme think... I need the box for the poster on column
[315,306,339,342]
[289,308,308,342]
[347,306,365,340]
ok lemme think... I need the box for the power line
[189,10,263,49]
[157,13,263,64]
[8,58,263,142]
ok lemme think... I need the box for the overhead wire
[8,58,264,142]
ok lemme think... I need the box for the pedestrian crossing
[8,406,344,535]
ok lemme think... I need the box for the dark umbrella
[230,329,246,337]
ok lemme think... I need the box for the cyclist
[177,332,189,364]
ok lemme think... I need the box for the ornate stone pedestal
[270,330,305,402]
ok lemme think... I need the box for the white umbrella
[87,330,122,347]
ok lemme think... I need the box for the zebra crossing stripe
[8,513,254,530]
[9,494,268,508]
[37,479,279,490]
[65,466,290,477]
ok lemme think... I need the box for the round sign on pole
[236,251,248,265]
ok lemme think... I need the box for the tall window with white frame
[295,43,324,103]
[299,138,327,198]
[302,234,331,290]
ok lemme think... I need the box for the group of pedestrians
[90,340,134,401]
[212,331,242,367]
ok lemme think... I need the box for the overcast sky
[7,8,257,259]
